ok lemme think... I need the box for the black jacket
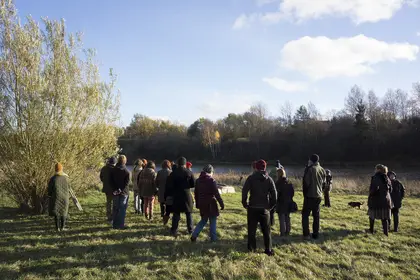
[275,177,294,214]
[242,171,277,210]
[100,164,114,194]
[368,172,392,210]
[111,164,130,196]
[165,166,195,213]
[390,179,405,209]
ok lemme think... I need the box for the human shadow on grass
[0,238,247,278]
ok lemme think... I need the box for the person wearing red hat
[242,159,277,256]
[186,162,192,171]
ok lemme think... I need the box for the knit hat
[177,157,187,166]
[255,159,267,171]
[310,154,319,163]
[55,162,63,173]
[387,171,396,178]
[186,162,192,169]
[203,164,214,174]
[108,157,116,165]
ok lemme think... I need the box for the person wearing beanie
[242,159,277,256]
[167,157,195,236]
[100,157,117,221]
[302,154,326,240]
[387,171,405,232]
[48,162,70,232]
[275,168,295,237]
[191,164,224,242]
[186,162,193,171]
[323,170,333,208]
[156,160,172,218]
[132,159,146,215]
[110,155,130,230]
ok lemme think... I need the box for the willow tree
[0,0,120,213]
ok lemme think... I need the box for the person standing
[242,159,277,256]
[163,164,177,225]
[168,157,195,236]
[387,171,405,232]
[111,155,130,230]
[131,159,144,214]
[138,161,158,220]
[100,157,116,222]
[323,170,333,208]
[367,164,393,236]
[302,154,326,240]
[48,163,70,232]
[191,164,224,242]
[275,168,295,237]
[156,160,172,218]
[186,162,193,171]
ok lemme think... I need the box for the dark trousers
[389,208,400,232]
[247,208,272,252]
[54,215,66,231]
[369,218,389,236]
[323,191,331,207]
[302,197,321,237]
[106,193,113,221]
[160,203,166,217]
[171,212,193,233]
[270,208,275,226]
[278,213,291,236]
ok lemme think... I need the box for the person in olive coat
[387,171,405,232]
[100,157,116,221]
[368,164,393,236]
[167,157,195,236]
[48,163,71,232]
[138,161,158,220]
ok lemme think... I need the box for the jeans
[54,215,66,231]
[278,213,291,236]
[143,196,155,218]
[133,191,142,213]
[323,191,331,207]
[192,216,217,241]
[247,208,272,252]
[171,212,193,234]
[112,195,129,229]
[389,208,400,232]
[302,197,321,237]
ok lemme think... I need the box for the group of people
[46,153,405,255]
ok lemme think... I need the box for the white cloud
[262,77,307,92]
[197,92,261,119]
[280,34,419,80]
[233,0,414,29]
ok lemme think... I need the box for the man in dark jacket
[302,154,326,239]
[100,157,116,222]
[388,171,405,232]
[168,157,195,236]
[242,159,277,256]
[110,155,130,230]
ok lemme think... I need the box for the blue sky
[15,0,420,126]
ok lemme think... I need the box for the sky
[14,0,420,126]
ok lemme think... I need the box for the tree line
[120,84,420,165]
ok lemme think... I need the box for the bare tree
[345,85,366,116]
[307,102,321,120]
[279,101,293,126]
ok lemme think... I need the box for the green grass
[1,191,420,280]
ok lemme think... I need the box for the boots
[54,216,61,232]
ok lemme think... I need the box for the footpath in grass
[1,191,420,280]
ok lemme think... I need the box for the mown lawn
[1,191,420,280]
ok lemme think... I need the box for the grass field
[1,189,420,280]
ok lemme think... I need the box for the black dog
[348,202,364,209]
